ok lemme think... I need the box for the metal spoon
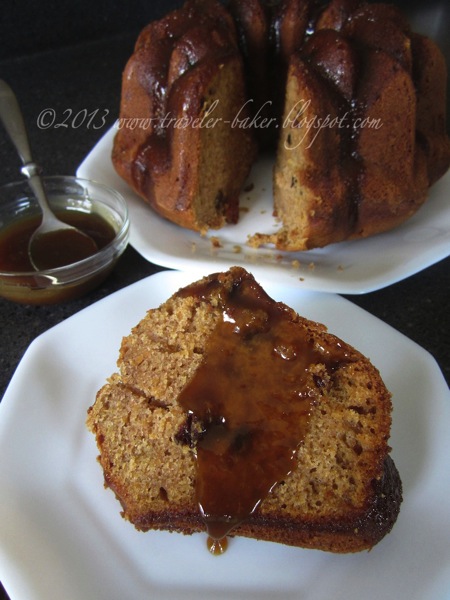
[0,80,97,271]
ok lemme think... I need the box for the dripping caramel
[177,271,353,548]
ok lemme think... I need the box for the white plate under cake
[1,270,450,600]
[78,127,450,294]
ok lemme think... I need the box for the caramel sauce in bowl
[177,270,353,552]
[0,176,129,304]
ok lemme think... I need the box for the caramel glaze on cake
[244,0,450,250]
[112,0,257,232]
[87,267,402,553]
[112,0,450,249]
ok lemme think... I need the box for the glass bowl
[0,176,129,304]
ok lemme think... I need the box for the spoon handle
[0,79,34,165]
[0,80,56,221]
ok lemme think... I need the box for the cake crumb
[233,245,242,253]
[308,262,315,271]
[291,259,301,269]
[210,236,222,248]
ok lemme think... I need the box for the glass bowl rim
[0,175,130,279]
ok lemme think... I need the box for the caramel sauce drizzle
[177,271,352,552]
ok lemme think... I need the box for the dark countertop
[0,4,449,600]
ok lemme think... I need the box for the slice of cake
[87,267,402,553]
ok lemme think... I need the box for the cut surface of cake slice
[87,267,402,553]
[112,0,257,233]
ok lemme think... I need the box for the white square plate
[77,126,450,293]
[1,270,449,600]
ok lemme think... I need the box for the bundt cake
[112,0,450,250]
[87,267,402,553]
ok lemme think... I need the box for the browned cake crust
[112,0,450,249]
[112,0,256,232]
[87,267,402,553]
[248,0,449,250]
